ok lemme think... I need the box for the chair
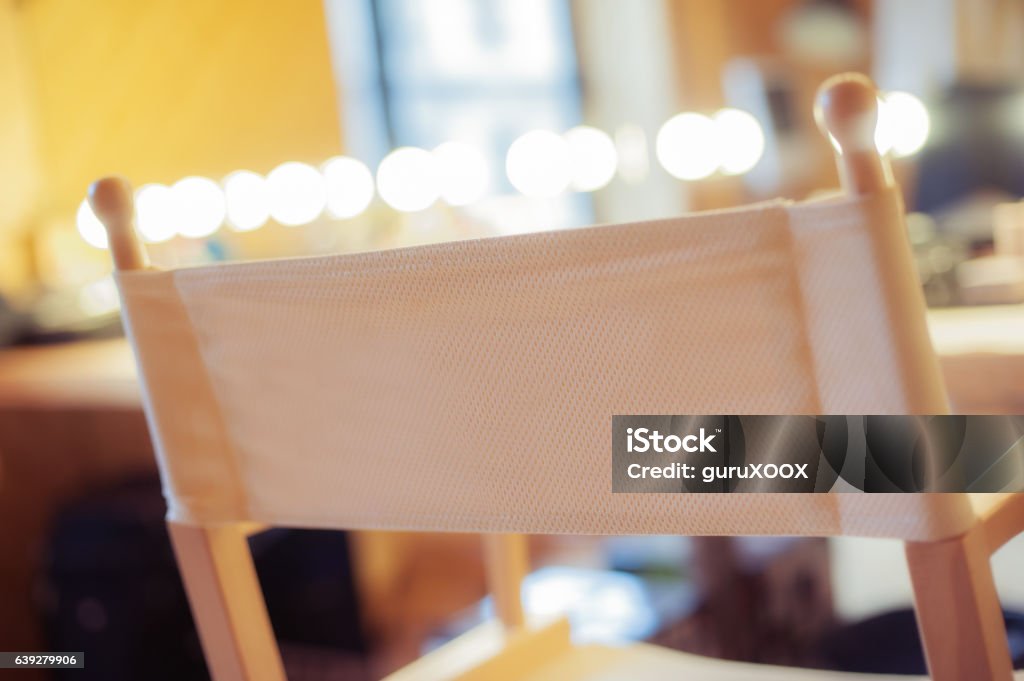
[90,73,1024,680]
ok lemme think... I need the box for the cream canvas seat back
[91,74,1023,680]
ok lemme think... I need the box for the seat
[385,618,1024,681]
[90,73,1024,680]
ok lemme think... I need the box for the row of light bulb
[653,91,930,181]
[74,113,762,249]
[77,93,928,249]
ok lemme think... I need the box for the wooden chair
[91,73,1024,680]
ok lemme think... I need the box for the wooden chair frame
[89,74,1024,681]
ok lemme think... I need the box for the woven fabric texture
[117,188,999,541]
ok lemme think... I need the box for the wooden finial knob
[89,176,134,226]
[88,176,148,271]
[814,73,893,195]
[815,73,879,153]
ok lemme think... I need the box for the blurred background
[2,0,1024,678]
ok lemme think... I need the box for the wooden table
[0,338,140,410]
[928,305,1024,414]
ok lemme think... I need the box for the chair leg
[483,534,529,631]
[168,521,287,681]
[905,527,1013,681]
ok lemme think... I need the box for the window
[326,0,590,229]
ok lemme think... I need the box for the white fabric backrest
[117,188,969,539]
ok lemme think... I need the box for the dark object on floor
[817,608,1024,674]
[41,476,367,680]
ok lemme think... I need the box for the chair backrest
[92,74,948,536]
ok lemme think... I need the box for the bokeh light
[76,199,108,249]
[135,184,178,243]
[266,162,327,226]
[322,157,375,218]
[432,142,489,206]
[564,126,618,192]
[712,109,766,175]
[656,112,720,180]
[875,91,930,157]
[614,124,650,185]
[223,171,270,232]
[376,147,440,212]
[506,130,572,197]
[172,177,226,239]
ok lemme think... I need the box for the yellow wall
[0,1,40,228]
[20,0,343,212]
[0,1,41,291]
